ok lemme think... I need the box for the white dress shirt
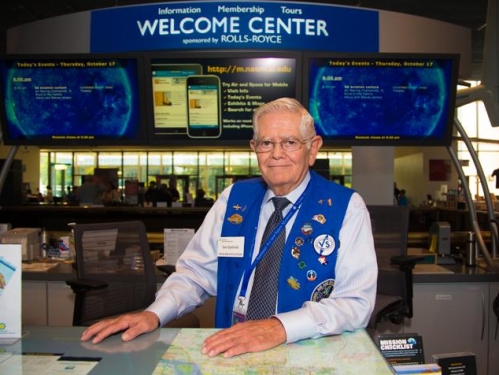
[147,172,377,343]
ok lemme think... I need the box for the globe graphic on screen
[309,65,448,139]
[4,64,134,138]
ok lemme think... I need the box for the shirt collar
[263,171,311,206]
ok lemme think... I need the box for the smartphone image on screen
[186,75,222,138]
[151,64,203,134]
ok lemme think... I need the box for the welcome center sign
[90,1,379,53]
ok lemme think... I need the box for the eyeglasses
[253,137,314,153]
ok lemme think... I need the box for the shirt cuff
[146,299,178,327]
[275,309,320,343]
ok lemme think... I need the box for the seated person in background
[45,185,53,203]
[397,189,409,206]
[101,181,121,206]
[194,188,214,207]
[68,186,79,205]
[138,182,146,207]
[24,189,37,203]
[156,183,173,207]
[145,181,158,206]
[81,97,377,358]
[65,186,73,202]
[168,178,181,202]
[76,175,102,205]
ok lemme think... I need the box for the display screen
[146,51,300,146]
[0,54,147,146]
[150,63,202,135]
[304,53,459,146]
[0,52,459,148]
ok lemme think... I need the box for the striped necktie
[246,197,290,320]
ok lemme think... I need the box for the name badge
[217,237,244,257]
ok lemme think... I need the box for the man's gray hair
[252,97,316,140]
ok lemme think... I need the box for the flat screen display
[304,53,460,146]
[146,51,300,146]
[0,54,147,146]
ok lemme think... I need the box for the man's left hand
[201,318,286,358]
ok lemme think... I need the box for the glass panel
[329,152,351,175]
[148,153,161,166]
[50,164,70,200]
[344,154,352,175]
[147,153,162,182]
[457,103,478,138]
[74,152,97,185]
[123,153,138,165]
[343,175,353,188]
[96,152,122,193]
[40,149,356,198]
[46,153,73,200]
[200,152,223,198]
[456,81,499,199]
[325,152,352,186]
[457,140,469,152]
[249,153,259,175]
[477,101,494,138]
[98,152,122,167]
[162,153,173,174]
[163,152,197,201]
[123,153,138,179]
[173,152,198,174]
[39,152,49,198]
[477,142,499,152]
[225,152,252,176]
[123,152,147,185]
[54,152,73,165]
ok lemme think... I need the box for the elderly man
[81,97,377,358]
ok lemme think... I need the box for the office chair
[366,205,424,330]
[66,220,199,328]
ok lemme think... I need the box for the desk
[0,205,209,234]
[0,327,395,374]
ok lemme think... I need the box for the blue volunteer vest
[215,171,354,328]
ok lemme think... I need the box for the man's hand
[80,311,160,344]
[202,318,286,358]
[80,327,161,353]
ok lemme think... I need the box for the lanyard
[238,184,309,303]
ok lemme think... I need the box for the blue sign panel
[90,1,378,53]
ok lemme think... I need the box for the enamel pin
[301,223,313,235]
[307,270,317,281]
[228,213,243,224]
[287,276,301,290]
[312,214,326,224]
[318,255,329,265]
[313,234,335,256]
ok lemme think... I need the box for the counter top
[0,326,394,375]
[4,204,210,214]
[22,261,169,283]
[0,205,210,233]
[413,261,499,283]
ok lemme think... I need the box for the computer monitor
[303,52,460,147]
